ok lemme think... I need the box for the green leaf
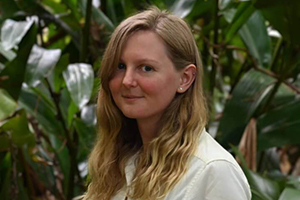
[67,100,79,128]
[0,134,9,152]
[0,19,34,51]
[0,110,35,148]
[279,187,300,200]
[25,45,61,87]
[225,1,256,41]
[81,104,96,126]
[0,0,19,23]
[0,42,16,61]
[217,70,275,148]
[0,89,17,121]
[186,0,213,20]
[0,153,11,199]
[63,63,94,109]
[231,145,281,200]
[106,0,124,25]
[79,0,115,32]
[74,117,96,162]
[257,100,300,151]
[41,0,69,14]
[239,11,272,68]
[0,23,37,100]
[254,0,300,45]
[50,54,69,93]
[19,87,65,136]
[169,0,197,18]
[48,133,70,196]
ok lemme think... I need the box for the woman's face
[109,30,182,122]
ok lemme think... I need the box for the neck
[137,115,161,145]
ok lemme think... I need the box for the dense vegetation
[0,0,300,199]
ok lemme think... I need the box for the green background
[0,0,300,199]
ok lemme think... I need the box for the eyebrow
[119,58,159,64]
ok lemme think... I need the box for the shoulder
[193,130,238,165]
[183,130,252,200]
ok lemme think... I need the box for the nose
[122,68,137,88]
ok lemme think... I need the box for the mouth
[122,95,144,100]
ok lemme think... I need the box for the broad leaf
[81,104,97,126]
[254,0,300,45]
[218,70,275,148]
[0,89,17,121]
[239,11,272,68]
[79,0,115,32]
[0,110,35,148]
[278,187,300,200]
[63,63,94,109]
[0,19,34,51]
[232,145,281,200]
[25,45,61,87]
[170,0,197,18]
[74,117,96,162]
[225,1,255,42]
[0,42,16,61]
[19,87,65,136]
[0,23,37,100]
[257,100,300,151]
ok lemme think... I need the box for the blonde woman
[84,7,251,200]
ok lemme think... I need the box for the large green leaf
[231,145,281,200]
[224,1,255,42]
[80,104,96,126]
[74,117,96,162]
[18,87,65,136]
[169,0,197,18]
[49,54,69,93]
[0,42,16,61]
[254,0,300,45]
[239,11,272,68]
[0,19,34,51]
[63,63,94,109]
[186,0,213,20]
[0,153,11,199]
[79,0,115,32]
[0,23,37,100]
[25,45,61,87]
[0,110,35,148]
[0,0,19,23]
[278,187,300,200]
[0,89,17,121]
[217,70,275,148]
[106,0,125,25]
[257,100,300,151]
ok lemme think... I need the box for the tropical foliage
[0,0,299,199]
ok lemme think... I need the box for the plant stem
[261,79,282,115]
[270,38,283,71]
[44,79,78,200]
[210,0,220,97]
[80,0,93,62]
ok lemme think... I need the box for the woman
[84,7,251,200]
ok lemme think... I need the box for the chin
[121,110,146,119]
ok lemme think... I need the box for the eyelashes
[116,63,154,73]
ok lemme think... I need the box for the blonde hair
[84,7,208,200]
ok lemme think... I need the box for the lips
[122,95,144,100]
[122,95,143,98]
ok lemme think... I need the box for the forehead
[120,30,170,62]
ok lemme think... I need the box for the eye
[141,65,153,72]
[117,63,126,70]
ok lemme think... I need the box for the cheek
[109,77,121,94]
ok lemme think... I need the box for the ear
[177,64,197,93]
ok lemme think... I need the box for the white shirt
[112,130,252,200]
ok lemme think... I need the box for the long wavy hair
[84,7,208,200]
